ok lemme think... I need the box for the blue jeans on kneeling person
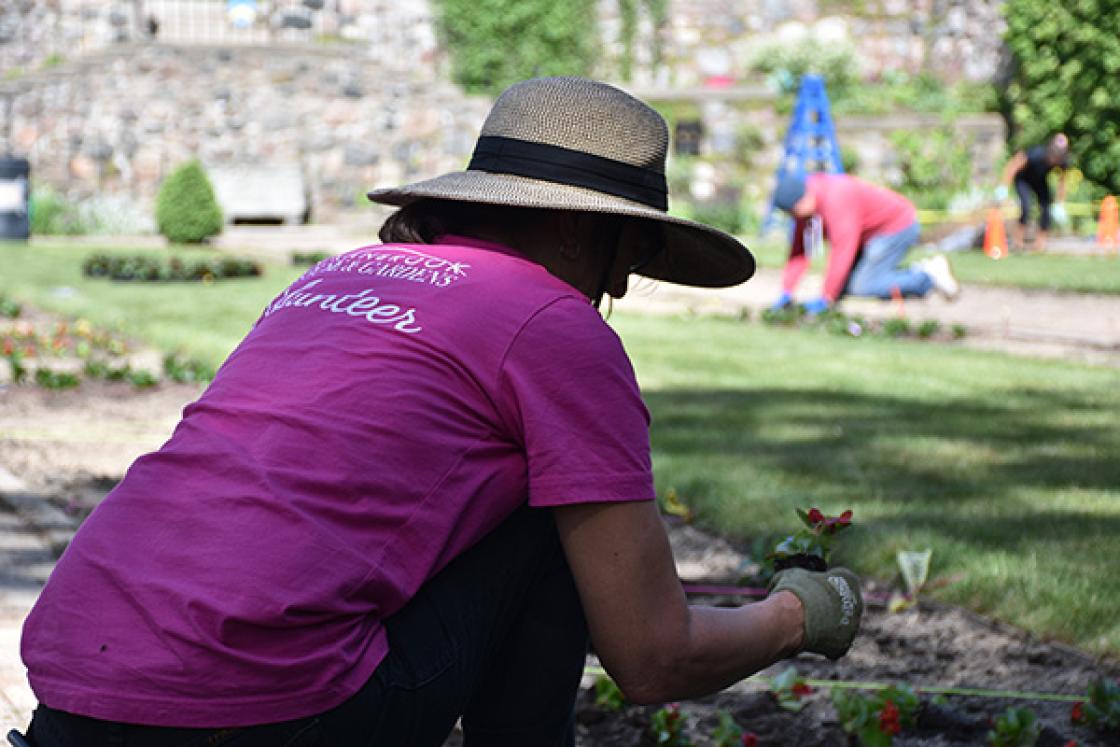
[845,222,932,299]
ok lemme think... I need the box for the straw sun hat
[367,77,755,288]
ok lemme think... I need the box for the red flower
[2,339,12,356]
[838,509,853,525]
[1061,741,1078,747]
[791,682,813,697]
[741,733,759,747]
[879,700,901,735]
[1070,701,1084,723]
[807,508,825,526]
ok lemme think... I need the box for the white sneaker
[919,254,960,300]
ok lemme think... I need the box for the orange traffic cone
[1098,195,1119,251]
[983,208,1007,259]
[890,285,906,318]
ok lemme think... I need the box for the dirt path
[615,266,1120,368]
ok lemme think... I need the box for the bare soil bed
[2,381,1118,746]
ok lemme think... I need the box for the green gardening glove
[770,566,863,660]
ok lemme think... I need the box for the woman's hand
[553,500,809,704]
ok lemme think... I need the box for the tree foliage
[155,160,223,244]
[434,0,599,96]
[1003,0,1120,195]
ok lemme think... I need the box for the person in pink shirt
[770,171,959,314]
[19,78,863,747]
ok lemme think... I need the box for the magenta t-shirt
[22,236,655,727]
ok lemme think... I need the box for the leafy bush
[155,160,223,244]
[433,0,598,95]
[163,353,216,384]
[833,72,997,116]
[889,124,973,210]
[291,250,332,266]
[748,38,860,100]
[82,253,261,282]
[690,200,743,236]
[30,187,94,235]
[0,292,21,319]
[31,188,154,236]
[1003,0,1120,196]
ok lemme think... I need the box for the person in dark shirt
[999,133,1070,252]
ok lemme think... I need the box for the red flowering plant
[1070,678,1120,732]
[831,684,919,747]
[650,703,692,746]
[710,709,758,747]
[769,507,854,573]
[769,666,814,712]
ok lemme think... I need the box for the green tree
[155,160,223,244]
[434,0,599,95]
[1003,0,1120,195]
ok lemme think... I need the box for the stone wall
[598,0,1008,86]
[3,42,490,221]
[0,1,1007,225]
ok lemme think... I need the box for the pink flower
[807,508,825,525]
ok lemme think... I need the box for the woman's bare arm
[553,500,804,704]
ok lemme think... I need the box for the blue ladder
[763,74,844,231]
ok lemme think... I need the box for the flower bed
[81,253,262,282]
[0,307,213,389]
[759,306,967,343]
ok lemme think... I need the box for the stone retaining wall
[0,2,1007,224]
[4,43,491,221]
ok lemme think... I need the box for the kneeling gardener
[770,171,959,314]
[20,78,862,747]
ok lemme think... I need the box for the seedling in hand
[770,507,853,572]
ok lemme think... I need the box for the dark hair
[379,199,550,245]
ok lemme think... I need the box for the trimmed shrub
[155,160,223,244]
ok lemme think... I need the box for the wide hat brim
[367,171,755,289]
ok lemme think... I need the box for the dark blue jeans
[26,506,588,746]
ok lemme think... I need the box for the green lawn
[3,242,304,367]
[5,241,1118,656]
[747,235,1120,295]
[615,312,1119,656]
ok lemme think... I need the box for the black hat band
[468,135,668,211]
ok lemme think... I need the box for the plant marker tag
[897,549,932,597]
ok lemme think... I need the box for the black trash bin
[0,155,30,241]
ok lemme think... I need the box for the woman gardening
[19,77,862,746]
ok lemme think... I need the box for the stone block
[208,163,309,225]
